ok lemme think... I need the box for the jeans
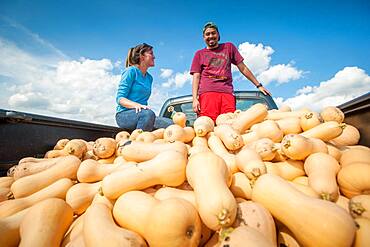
[115,109,173,132]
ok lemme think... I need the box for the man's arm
[192,73,201,113]
[236,62,271,96]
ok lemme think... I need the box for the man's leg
[220,93,236,114]
[199,92,221,122]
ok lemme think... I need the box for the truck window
[236,98,266,110]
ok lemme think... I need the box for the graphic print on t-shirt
[204,52,230,81]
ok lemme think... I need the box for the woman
[115,43,173,131]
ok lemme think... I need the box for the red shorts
[199,92,236,122]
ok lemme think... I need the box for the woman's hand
[133,103,150,113]
[193,99,200,113]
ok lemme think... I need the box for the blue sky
[0,0,369,126]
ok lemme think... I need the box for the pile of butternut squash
[0,104,369,247]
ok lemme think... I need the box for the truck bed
[0,109,121,176]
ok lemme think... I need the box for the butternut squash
[265,160,305,181]
[0,178,73,218]
[164,124,187,142]
[136,131,157,143]
[216,112,235,126]
[83,203,147,247]
[308,137,328,154]
[154,187,196,207]
[63,139,88,159]
[300,121,344,141]
[330,124,361,146]
[214,124,244,151]
[236,148,266,181]
[336,195,350,213]
[207,134,239,174]
[252,174,356,247]
[45,139,87,159]
[119,140,187,162]
[183,126,196,143]
[232,201,277,246]
[61,214,85,247]
[266,110,308,120]
[230,172,253,200]
[0,176,14,188]
[186,152,237,230]
[326,142,342,161]
[241,130,260,145]
[53,138,70,150]
[19,198,73,247]
[113,191,202,247]
[172,112,187,127]
[300,111,322,131]
[97,154,116,164]
[337,163,370,198]
[247,138,277,161]
[93,137,116,159]
[193,116,214,137]
[340,148,370,167]
[0,208,29,247]
[102,150,187,199]
[349,195,370,220]
[13,156,64,180]
[10,155,81,198]
[320,106,345,123]
[232,103,268,133]
[219,225,274,247]
[304,153,340,201]
[66,181,101,215]
[253,120,284,143]
[276,117,302,135]
[77,159,135,183]
[353,217,370,247]
[292,175,309,186]
[151,128,165,139]
[281,134,313,160]
[279,104,292,112]
[129,128,143,141]
[276,221,301,247]
[288,181,319,198]
[115,130,130,142]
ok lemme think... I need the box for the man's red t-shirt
[190,42,244,95]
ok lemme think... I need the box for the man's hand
[258,86,272,96]
[193,99,200,113]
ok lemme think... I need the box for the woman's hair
[125,43,153,67]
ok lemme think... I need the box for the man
[190,22,271,122]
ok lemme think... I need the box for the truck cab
[159,91,278,126]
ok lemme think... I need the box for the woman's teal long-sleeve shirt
[116,66,153,113]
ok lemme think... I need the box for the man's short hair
[202,22,219,34]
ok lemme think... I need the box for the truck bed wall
[0,109,121,176]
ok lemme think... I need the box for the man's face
[203,27,219,49]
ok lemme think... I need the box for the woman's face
[141,49,155,67]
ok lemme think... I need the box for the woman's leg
[154,116,173,129]
[136,109,155,131]
[115,109,139,132]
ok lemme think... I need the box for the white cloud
[162,70,192,88]
[233,42,304,86]
[257,64,303,85]
[0,38,121,126]
[296,86,313,95]
[236,42,274,74]
[160,68,173,78]
[279,67,370,111]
